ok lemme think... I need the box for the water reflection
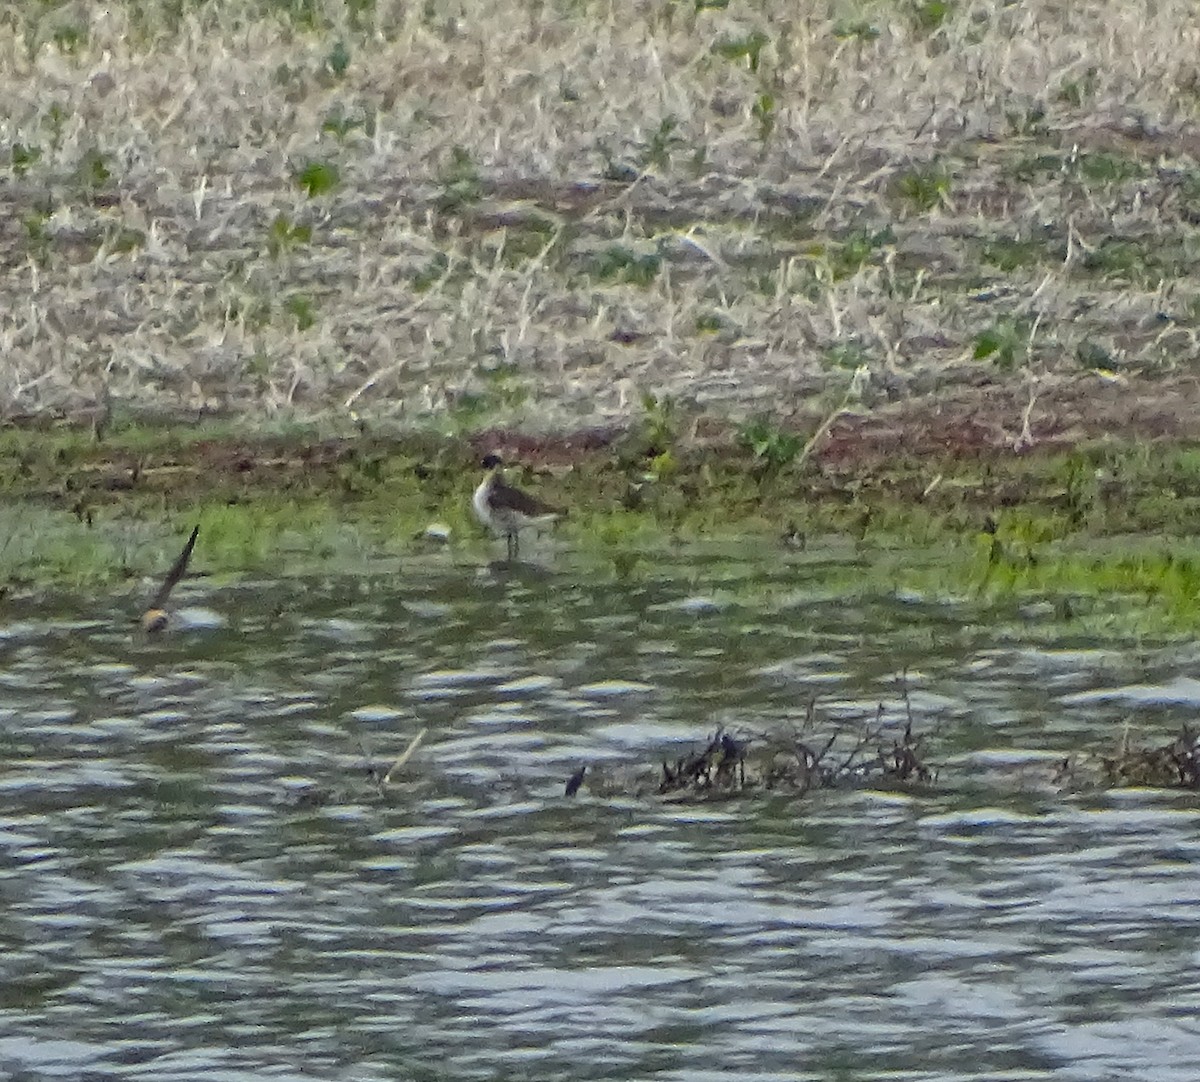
[1,548,1198,1080]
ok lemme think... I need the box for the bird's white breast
[472,475,497,532]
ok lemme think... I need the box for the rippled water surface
[3,544,1200,1081]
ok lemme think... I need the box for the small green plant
[1081,239,1156,283]
[1076,152,1143,186]
[225,293,273,330]
[713,30,769,73]
[476,363,530,410]
[493,217,561,266]
[833,19,880,41]
[105,226,146,255]
[446,390,491,427]
[638,116,684,172]
[75,149,113,192]
[590,245,662,286]
[337,445,388,492]
[412,252,449,292]
[293,160,340,198]
[10,143,40,177]
[694,0,729,10]
[284,293,317,331]
[973,317,1028,370]
[51,23,87,53]
[325,41,351,78]
[825,225,894,278]
[751,93,775,144]
[1076,340,1115,370]
[644,448,679,482]
[1059,453,1100,526]
[737,417,802,478]
[981,236,1045,272]
[695,312,724,334]
[639,391,678,450]
[1057,67,1098,108]
[751,269,778,296]
[283,0,322,30]
[435,146,482,213]
[321,109,372,140]
[1004,104,1047,137]
[45,102,70,149]
[911,0,952,33]
[265,214,312,259]
[246,351,271,381]
[1008,152,1063,182]
[823,342,871,370]
[23,207,51,262]
[895,164,950,212]
[346,0,376,29]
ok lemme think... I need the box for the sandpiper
[141,525,199,632]
[472,453,562,560]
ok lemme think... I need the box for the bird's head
[141,608,169,633]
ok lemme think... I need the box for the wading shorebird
[141,525,199,633]
[472,453,563,561]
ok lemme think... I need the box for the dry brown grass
[3,0,1200,435]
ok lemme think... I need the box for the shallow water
[2,545,1199,1081]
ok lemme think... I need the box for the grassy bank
[5,415,1200,640]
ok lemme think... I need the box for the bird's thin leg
[507,531,518,561]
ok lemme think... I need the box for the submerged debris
[357,726,429,798]
[1096,724,1200,790]
[659,728,746,795]
[756,700,935,795]
[580,695,937,803]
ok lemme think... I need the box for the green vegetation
[910,0,953,34]
[284,292,318,330]
[895,164,951,213]
[973,316,1031,370]
[980,235,1046,273]
[736,416,802,479]
[293,160,340,198]
[266,214,313,259]
[435,147,482,213]
[74,148,114,193]
[589,244,662,285]
[832,19,880,41]
[321,108,373,141]
[324,40,351,78]
[826,226,895,279]
[637,116,685,172]
[712,31,769,73]
[10,142,41,176]
[751,93,775,146]
[4,418,1200,640]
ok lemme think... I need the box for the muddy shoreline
[6,365,1199,502]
